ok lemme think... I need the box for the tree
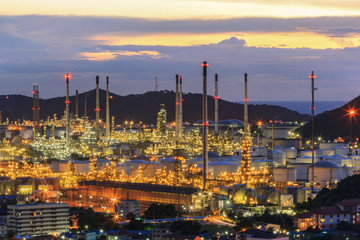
[126,212,136,221]
[144,203,177,219]
[127,219,145,230]
[170,220,201,235]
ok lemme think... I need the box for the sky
[1,0,360,101]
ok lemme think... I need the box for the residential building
[115,200,141,218]
[293,212,313,230]
[152,228,171,240]
[7,203,69,236]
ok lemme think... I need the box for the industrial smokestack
[175,74,179,143]
[155,74,159,92]
[106,76,110,139]
[95,76,100,140]
[75,90,79,117]
[214,74,219,135]
[179,76,183,137]
[244,73,248,135]
[65,73,70,148]
[84,93,88,118]
[32,84,40,133]
[202,61,208,190]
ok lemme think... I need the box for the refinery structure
[0,64,358,237]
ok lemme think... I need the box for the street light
[346,107,358,146]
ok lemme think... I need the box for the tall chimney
[179,76,183,137]
[244,73,248,135]
[32,84,40,133]
[155,74,159,92]
[175,74,179,143]
[95,76,100,140]
[75,90,79,117]
[65,73,70,148]
[214,74,219,134]
[84,93,88,118]
[106,76,110,139]
[202,61,208,190]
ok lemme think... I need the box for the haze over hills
[300,95,360,140]
[0,90,310,124]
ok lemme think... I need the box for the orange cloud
[78,50,161,61]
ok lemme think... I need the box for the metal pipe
[310,71,316,191]
[215,73,219,134]
[179,76,183,137]
[65,74,70,148]
[106,76,110,139]
[175,74,179,144]
[75,90,79,117]
[95,76,100,140]
[244,73,248,135]
[202,61,208,190]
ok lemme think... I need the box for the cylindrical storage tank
[308,161,342,187]
[300,150,312,157]
[355,149,360,156]
[273,168,296,182]
[186,158,202,167]
[297,188,312,203]
[322,149,335,156]
[251,159,272,170]
[159,158,177,170]
[59,161,70,172]
[341,166,354,179]
[224,158,242,165]
[281,194,294,207]
[115,163,131,175]
[254,147,268,157]
[73,160,90,174]
[334,146,349,155]
[97,158,111,170]
[295,156,317,164]
[315,149,323,157]
[209,161,239,178]
[272,150,286,166]
[284,148,297,159]
[137,161,162,177]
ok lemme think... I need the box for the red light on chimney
[65,73,71,79]
[309,75,316,78]
[95,108,101,111]
[214,96,220,99]
[65,100,70,104]
[201,63,208,67]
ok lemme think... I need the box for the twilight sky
[1,0,360,101]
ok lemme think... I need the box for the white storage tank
[315,149,324,157]
[334,146,349,155]
[115,163,131,175]
[224,158,242,164]
[308,161,342,187]
[284,148,297,159]
[209,161,239,178]
[97,158,111,170]
[186,158,202,167]
[281,194,294,207]
[300,150,312,157]
[295,156,317,164]
[159,158,177,170]
[251,159,272,170]
[322,149,335,156]
[273,168,296,182]
[73,160,90,174]
[272,150,286,166]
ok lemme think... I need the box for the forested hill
[0,90,310,124]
